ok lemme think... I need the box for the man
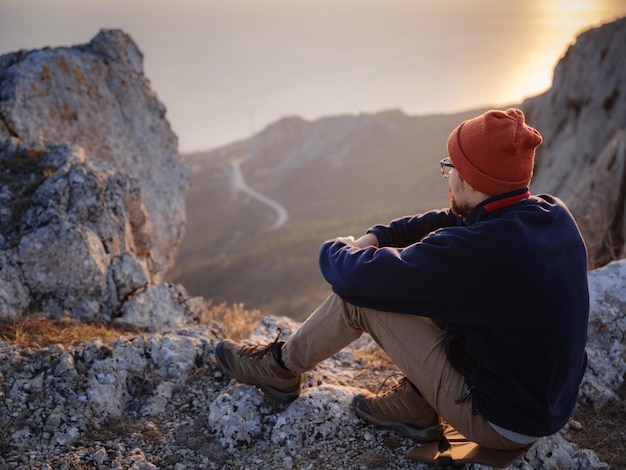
[216,108,589,450]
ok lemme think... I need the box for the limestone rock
[580,259,626,409]
[566,131,626,267]
[0,139,157,321]
[0,250,29,320]
[85,332,204,417]
[0,264,622,470]
[0,28,190,278]
[522,17,626,267]
[0,28,199,326]
[115,283,207,333]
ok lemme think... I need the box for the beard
[448,187,472,217]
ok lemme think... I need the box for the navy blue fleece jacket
[319,189,589,437]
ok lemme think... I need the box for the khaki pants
[282,293,526,450]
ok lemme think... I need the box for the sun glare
[550,0,596,13]
[538,0,623,27]
[499,0,625,102]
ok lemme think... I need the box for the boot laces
[375,373,409,398]
[238,327,282,358]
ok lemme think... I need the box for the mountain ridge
[171,107,499,318]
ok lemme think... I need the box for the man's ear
[459,174,492,201]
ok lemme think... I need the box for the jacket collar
[464,188,530,225]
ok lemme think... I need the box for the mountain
[169,108,496,319]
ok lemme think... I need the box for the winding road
[230,154,288,231]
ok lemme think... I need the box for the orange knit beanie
[446,108,543,195]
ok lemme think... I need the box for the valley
[167,108,491,320]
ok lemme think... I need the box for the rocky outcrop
[582,259,626,409]
[2,257,625,469]
[523,17,626,268]
[0,30,199,326]
[0,29,190,279]
[0,139,204,327]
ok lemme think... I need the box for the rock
[0,139,165,322]
[208,383,266,450]
[85,330,213,417]
[566,131,626,267]
[0,250,29,321]
[580,259,626,409]
[522,17,626,268]
[520,433,609,470]
[0,29,190,278]
[115,283,208,333]
[0,29,200,328]
[568,420,583,431]
[0,283,620,469]
[271,385,362,446]
[92,448,108,465]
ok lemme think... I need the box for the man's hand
[334,236,356,246]
[353,233,378,248]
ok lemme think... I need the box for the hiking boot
[353,376,444,442]
[215,330,303,403]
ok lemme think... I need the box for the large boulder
[522,17,626,268]
[0,29,202,327]
[0,139,204,327]
[581,259,626,409]
[0,29,190,279]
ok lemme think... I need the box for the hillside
[169,108,495,319]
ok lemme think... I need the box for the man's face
[448,169,473,217]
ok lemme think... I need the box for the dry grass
[0,315,135,349]
[351,345,403,391]
[0,300,261,349]
[204,300,262,340]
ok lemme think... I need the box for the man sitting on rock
[216,108,589,450]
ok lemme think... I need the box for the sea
[1,0,626,153]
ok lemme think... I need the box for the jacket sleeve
[368,209,462,248]
[318,226,477,318]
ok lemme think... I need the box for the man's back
[320,192,589,436]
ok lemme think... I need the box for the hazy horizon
[2,0,626,153]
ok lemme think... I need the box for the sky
[1,0,625,152]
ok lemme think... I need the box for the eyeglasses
[440,157,454,178]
